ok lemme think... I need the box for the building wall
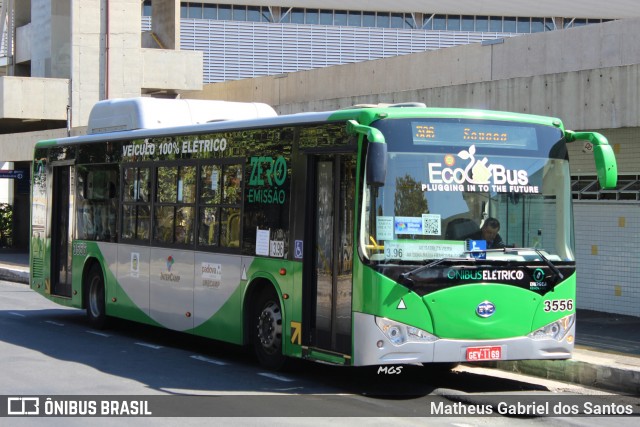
[183,18,640,131]
[575,203,640,316]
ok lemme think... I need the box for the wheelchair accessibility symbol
[294,240,303,259]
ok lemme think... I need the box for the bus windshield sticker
[422,214,441,236]
[393,215,442,236]
[376,216,394,240]
[384,240,465,261]
[394,217,424,235]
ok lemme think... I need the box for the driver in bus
[470,217,505,249]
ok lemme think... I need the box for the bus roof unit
[87,97,277,134]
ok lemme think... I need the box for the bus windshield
[361,118,575,264]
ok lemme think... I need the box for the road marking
[86,330,110,337]
[273,387,304,392]
[135,342,163,350]
[9,312,25,317]
[190,355,228,366]
[45,320,64,326]
[258,372,295,382]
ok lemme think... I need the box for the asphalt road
[1,279,638,426]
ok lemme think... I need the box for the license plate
[465,346,502,361]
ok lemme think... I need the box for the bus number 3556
[544,299,574,312]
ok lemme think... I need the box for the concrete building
[148,1,617,83]
[1,1,639,316]
[0,0,203,247]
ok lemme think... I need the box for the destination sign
[412,121,538,149]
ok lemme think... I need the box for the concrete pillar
[71,0,143,127]
[30,0,71,78]
[151,0,179,49]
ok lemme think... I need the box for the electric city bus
[30,98,617,369]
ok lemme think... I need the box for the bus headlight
[528,314,575,341]
[375,317,438,345]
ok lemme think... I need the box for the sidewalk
[1,249,638,395]
[0,248,29,284]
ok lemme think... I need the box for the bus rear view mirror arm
[346,120,387,187]
[565,130,618,189]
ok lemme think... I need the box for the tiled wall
[574,203,640,316]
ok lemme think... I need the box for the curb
[0,267,29,284]
[485,356,640,395]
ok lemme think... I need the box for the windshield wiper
[399,257,476,288]
[493,247,565,280]
[532,248,564,280]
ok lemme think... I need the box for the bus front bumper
[351,312,575,367]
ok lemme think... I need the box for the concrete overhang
[0,76,69,134]
[212,1,640,19]
[141,48,203,92]
[0,76,69,121]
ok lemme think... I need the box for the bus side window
[122,166,150,242]
[76,167,119,242]
[198,162,243,250]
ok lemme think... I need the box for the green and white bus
[30,98,617,369]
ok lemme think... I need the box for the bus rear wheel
[252,287,286,370]
[85,265,107,329]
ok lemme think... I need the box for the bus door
[49,163,74,298]
[304,154,356,356]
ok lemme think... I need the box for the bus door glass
[310,154,356,355]
[50,164,74,297]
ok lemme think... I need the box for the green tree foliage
[0,203,13,247]
[394,174,429,217]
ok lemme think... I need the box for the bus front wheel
[252,287,286,370]
[85,265,107,329]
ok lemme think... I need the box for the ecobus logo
[428,144,529,186]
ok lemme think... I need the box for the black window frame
[196,158,245,253]
[120,163,153,245]
[152,160,199,248]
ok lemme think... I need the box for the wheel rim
[88,276,102,318]
[256,301,282,355]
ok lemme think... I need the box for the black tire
[252,287,286,370]
[85,264,107,329]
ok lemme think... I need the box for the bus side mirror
[566,131,618,189]
[366,142,387,187]
[346,120,387,187]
